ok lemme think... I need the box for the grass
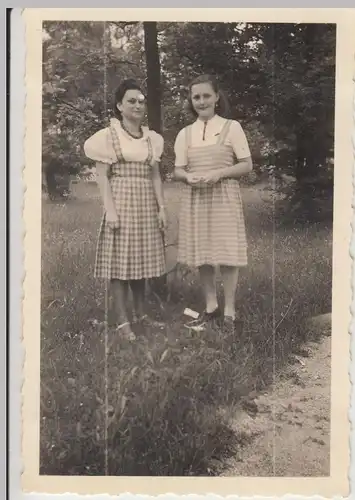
[40,180,332,476]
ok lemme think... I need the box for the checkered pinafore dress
[94,124,166,280]
[178,119,248,268]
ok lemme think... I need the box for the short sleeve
[228,121,251,159]
[83,127,116,165]
[174,128,188,167]
[149,131,164,162]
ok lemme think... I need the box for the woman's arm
[83,128,118,223]
[151,161,165,209]
[219,156,253,180]
[95,162,118,221]
[218,120,253,180]
[151,161,167,231]
[173,166,189,183]
[202,157,253,185]
[173,129,190,183]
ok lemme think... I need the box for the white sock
[206,299,218,314]
[224,308,236,320]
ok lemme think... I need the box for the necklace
[121,121,143,139]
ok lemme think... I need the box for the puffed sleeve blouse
[174,114,251,167]
[84,117,164,165]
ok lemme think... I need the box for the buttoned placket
[202,121,207,141]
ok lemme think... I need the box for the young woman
[174,74,252,332]
[84,79,167,340]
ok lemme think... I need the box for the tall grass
[40,181,332,475]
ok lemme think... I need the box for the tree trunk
[143,22,167,294]
[143,22,162,133]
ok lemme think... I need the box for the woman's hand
[200,171,222,185]
[185,173,206,187]
[158,206,167,232]
[106,211,120,230]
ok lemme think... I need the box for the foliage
[42,21,145,188]
[159,22,335,213]
[42,21,336,219]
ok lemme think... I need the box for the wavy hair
[113,78,144,120]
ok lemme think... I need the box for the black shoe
[193,307,222,328]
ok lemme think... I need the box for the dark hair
[113,78,144,119]
[186,74,230,118]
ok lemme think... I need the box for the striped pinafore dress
[178,119,248,268]
[94,123,166,280]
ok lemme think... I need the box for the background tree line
[42,21,335,222]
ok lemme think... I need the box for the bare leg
[111,279,130,324]
[131,279,165,327]
[130,279,146,318]
[198,264,218,313]
[220,265,239,319]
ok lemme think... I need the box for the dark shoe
[189,307,222,329]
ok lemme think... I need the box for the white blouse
[174,114,251,167]
[83,118,164,165]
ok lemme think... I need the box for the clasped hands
[185,171,222,186]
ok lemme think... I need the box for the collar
[196,114,220,126]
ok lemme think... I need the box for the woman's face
[117,89,146,122]
[190,82,219,120]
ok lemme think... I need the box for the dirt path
[219,315,331,477]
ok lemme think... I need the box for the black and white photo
[21,8,353,497]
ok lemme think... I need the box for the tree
[143,22,162,134]
[159,21,336,221]
[158,22,271,174]
[42,21,145,196]
[42,21,336,221]
[255,23,335,222]
[42,21,166,193]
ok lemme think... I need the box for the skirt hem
[177,259,248,268]
[94,270,167,280]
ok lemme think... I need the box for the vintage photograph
[21,7,353,497]
[40,18,335,476]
